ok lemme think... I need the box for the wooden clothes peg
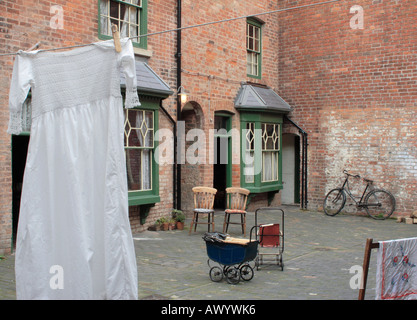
[111,24,122,53]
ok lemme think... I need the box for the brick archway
[180,101,207,216]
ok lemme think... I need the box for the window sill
[128,193,160,206]
[244,183,283,194]
[133,46,152,58]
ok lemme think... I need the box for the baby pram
[203,232,259,284]
[253,207,284,270]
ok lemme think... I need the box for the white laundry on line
[8,38,140,299]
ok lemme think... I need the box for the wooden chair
[223,187,250,237]
[189,187,217,235]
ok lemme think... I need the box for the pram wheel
[240,264,254,281]
[225,267,240,284]
[209,266,223,282]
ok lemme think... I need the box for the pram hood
[202,232,229,243]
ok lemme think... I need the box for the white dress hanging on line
[8,39,140,299]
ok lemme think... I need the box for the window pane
[110,1,119,20]
[244,151,255,183]
[124,109,154,148]
[125,148,152,191]
[244,122,255,183]
[248,24,253,38]
[100,0,109,35]
[214,116,228,130]
[247,21,261,76]
[262,152,271,181]
[254,31,260,52]
[124,109,154,192]
[245,122,254,150]
[144,111,154,147]
[126,149,141,190]
[101,0,141,43]
[142,150,152,190]
[262,123,279,150]
[247,51,258,76]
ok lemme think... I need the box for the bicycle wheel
[323,188,346,216]
[364,189,396,220]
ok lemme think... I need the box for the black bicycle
[323,170,396,220]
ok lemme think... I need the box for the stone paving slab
[1,205,416,300]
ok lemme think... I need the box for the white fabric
[8,39,140,299]
[376,237,417,300]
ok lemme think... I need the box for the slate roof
[120,61,173,97]
[234,84,292,113]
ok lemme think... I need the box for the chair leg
[210,212,215,232]
[194,213,199,232]
[223,213,228,233]
[242,213,246,237]
[189,213,196,235]
[226,214,231,233]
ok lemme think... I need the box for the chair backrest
[226,187,250,211]
[192,187,217,209]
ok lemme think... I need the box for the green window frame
[99,0,148,49]
[246,18,262,79]
[240,112,283,193]
[124,96,160,206]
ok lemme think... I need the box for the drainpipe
[175,0,182,210]
[284,115,308,210]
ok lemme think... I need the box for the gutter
[175,0,182,210]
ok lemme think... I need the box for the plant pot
[161,222,169,231]
[176,221,184,230]
[168,223,176,231]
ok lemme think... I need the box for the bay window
[240,113,283,193]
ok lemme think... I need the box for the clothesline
[0,0,345,57]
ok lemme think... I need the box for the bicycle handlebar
[343,170,361,179]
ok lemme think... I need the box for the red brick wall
[0,0,178,252]
[277,0,417,216]
[179,0,282,212]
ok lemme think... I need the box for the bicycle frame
[339,174,372,208]
[324,170,395,219]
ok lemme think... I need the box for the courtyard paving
[1,205,416,300]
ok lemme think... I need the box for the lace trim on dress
[125,90,141,109]
[7,110,22,135]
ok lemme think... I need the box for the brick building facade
[0,0,416,254]
[0,0,179,254]
[277,0,417,216]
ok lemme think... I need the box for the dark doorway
[12,135,29,246]
[213,114,231,209]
